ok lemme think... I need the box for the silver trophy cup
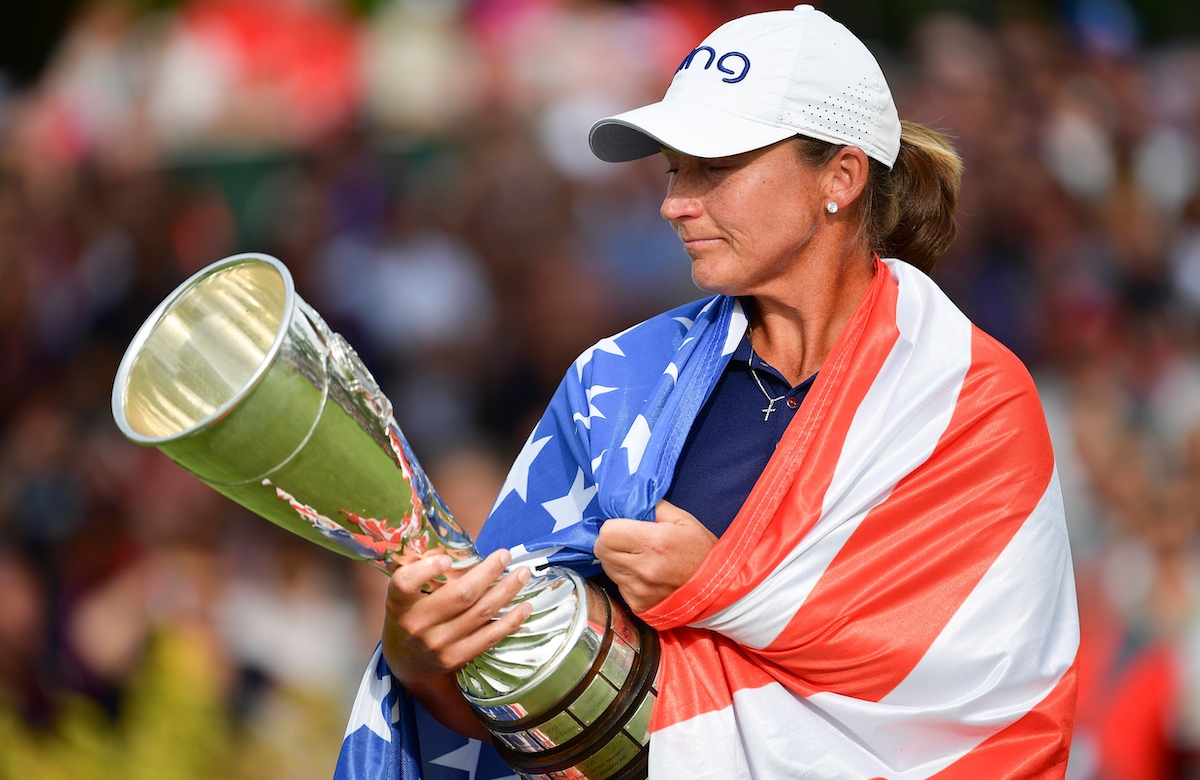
[110,253,657,780]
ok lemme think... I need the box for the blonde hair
[796,121,964,273]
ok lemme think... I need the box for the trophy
[110,253,658,780]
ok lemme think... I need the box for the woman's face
[660,139,825,296]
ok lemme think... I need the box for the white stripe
[880,474,1073,755]
[693,263,972,648]
[649,705,750,780]
[806,472,1077,774]
[654,476,1077,778]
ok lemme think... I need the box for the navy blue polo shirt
[663,333,815,538]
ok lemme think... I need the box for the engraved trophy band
[110,253,658,780]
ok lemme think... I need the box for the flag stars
[492,431,552,508]
[574,321,642,380]
[573,385,618,429]
[343,649,394,742]
[542,468,599,533]
[621,415,652,475]
[430,739,482,780]
[573,336,625,380]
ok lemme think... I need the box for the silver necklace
[748,345,788,421]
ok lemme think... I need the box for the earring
[826,201,838,214]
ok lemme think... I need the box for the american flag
[334,258,1079,779]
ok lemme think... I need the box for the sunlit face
[660,139,824,297]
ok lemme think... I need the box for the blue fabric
[334,646,520,780]
[334,648,422,780]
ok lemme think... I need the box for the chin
[690,270,740,297]
[689,262,734,296]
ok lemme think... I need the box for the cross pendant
[762,401,777,421]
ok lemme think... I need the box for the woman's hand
[381,548,532,737]
[594,499,718,613]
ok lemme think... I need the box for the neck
[746,253,875,386]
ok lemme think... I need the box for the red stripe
[928,657,1078,780]
[761,327,1056,700]
[649,626,776,732]
[643,259,900,628]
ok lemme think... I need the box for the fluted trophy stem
[111,254,656,780]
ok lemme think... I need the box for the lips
[681,236,723,251]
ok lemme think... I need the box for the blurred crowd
[0,0,1198,778]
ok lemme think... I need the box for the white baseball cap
[588,5,901,168]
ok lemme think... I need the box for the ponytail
[883,123,964,273]
[794,121,963,274]
[870,121,963,273]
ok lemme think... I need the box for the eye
[707,153,745,169]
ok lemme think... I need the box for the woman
[341,6,1079,778]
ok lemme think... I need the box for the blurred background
[0,0,1199,778]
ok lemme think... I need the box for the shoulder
[561,295,732,401]
[574,296,725,364]
[886,257,1045,417]
[626,296,726,340]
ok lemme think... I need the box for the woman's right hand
[381,547,532,699]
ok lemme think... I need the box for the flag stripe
[765,326,1058,701]
[642,261,1077,776]
[649,470,1077,774]
[684,260,973,650]
[926,660,1078,780]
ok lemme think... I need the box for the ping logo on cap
[676,46,750,84]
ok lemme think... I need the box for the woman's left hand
[594,499,718,613]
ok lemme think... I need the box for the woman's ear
[825,146,870,212]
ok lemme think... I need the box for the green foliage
[0,627,341,780]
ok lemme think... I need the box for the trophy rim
[110,252,297,445]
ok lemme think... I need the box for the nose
[660,169,703,223]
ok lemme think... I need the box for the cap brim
[589,99,798,163]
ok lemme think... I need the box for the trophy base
[466,577,659,780]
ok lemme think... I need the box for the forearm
[401,670,491,741]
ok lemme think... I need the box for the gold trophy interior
[122,262,286,440]
[111,254,657,780]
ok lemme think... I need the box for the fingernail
[438,555,454,571]
[516,566,531,584]
[498,549,513,567]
